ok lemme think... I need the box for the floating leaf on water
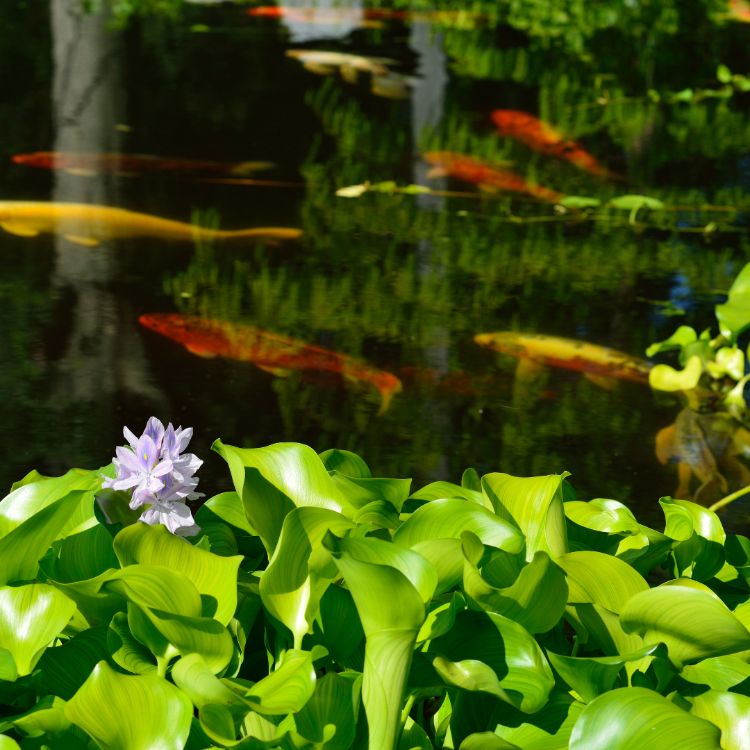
[608,195,666,211]
[558,196,602,209]
[335,183,369,198]
[717,64,733,84]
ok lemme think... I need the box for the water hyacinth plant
[102,416,203,535]
[0,431,749,748]
[648,261,750,421]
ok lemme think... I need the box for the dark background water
[1,0,750,530]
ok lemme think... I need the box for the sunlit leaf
[242,649,316,714]
[608,195,665,210]
[482,473,569,560]
[681,653,750,691]
[716,262,750,342]
[648,355,702,391]
[107,612,157,675]
[688,690,750,750]
[569,687,720,750]
[319,448,372,478]
[202,492,255,535]
[0,584,77,676]
[65,661,192,750]
[295,672,361,750]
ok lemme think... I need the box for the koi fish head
[138,313,226,357]
[12,152,54,168]
[474,331,525,356]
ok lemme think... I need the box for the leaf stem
[708,484,750,512]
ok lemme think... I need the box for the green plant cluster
[648,262,750,421]
[1,440,750,748]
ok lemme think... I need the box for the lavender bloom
[103,417,203,536]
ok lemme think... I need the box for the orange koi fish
[12,152,275,178]
[725,0,750,22]
[0,202,301,247]
[249,6,489,26]
[474,331,651,388]
[491,110,620,180]
[139,313,402,413]
[423,151,564,203]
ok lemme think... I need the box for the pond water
[2,0,750,530]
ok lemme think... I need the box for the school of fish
[138,313,402,414]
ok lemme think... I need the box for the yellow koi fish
[0,202,302,247]
[474,331,651,387]
[286,49,395,80]
[139,313,402,414]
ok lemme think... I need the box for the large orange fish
[12,152,274,178]
[491,110,620,180]
[423,151,564,203]
[139,313,402,414]
[0,202,301,247]
[474,331,651,387]
[249,6,488,26]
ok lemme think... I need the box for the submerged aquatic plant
[102,416,202,534]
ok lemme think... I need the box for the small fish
[0,202,302,247]
[286,49,395,80]
[423,151,564,203]
[12,152,275,178]
[138,313,402,413]
[247,6,385,29]
[491,110,620,180]
[474,331,651,386]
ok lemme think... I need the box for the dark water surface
[2,0,750,529]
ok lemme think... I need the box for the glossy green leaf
[0,584,77,676]
[546,644,661,703]
[409,481,488,507]
[172,653,252,714]
[114,522,242,625]
[0,490,93,585]
[620,581,750,666]
[202,492,255,535]
[313,584,365,670]
[325,534,435,750]
[41,524,120,583]
[648,356,703,391]
[0,467,102,538]
[107,612,157,674]
[0,695,70,737]
[35,627,110,699]
[295,672,361,750]
[569,687,720,750]
[645,326,698,358]
[429,610,555,713]
[661,497,725,544]
[482,473,569,560]
[330,474,411,512]
[243,649,316,714]
[260,507,353,648]
[558,195,601,209]
[688,690,750,750]
[65,661,192,750]
[681,653,750,691]
[608,194,665,210]
[615,524,673,575]
[462,541,567,634]
[716,262,750,342]
[565,499,640,536]
[319,448,372,478]
[0,737,19,749]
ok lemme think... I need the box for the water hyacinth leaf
[260,507,353,648]
[3,695,70,737]
[569,687,720,750]
[353,499,401,528]
[324,534,435,750]
[398,717,432,750]
[716,262,750,342]
[0,467,102,538]
[620,582,750,666]
[329,474,411,512]
[615,524,673,575]
[688,690,750,750]
[35,627,110,699]
[681,654,750,691]
[546,643,661,704]
[107,612,157,674]
[65,661,192,750]
[314,584,365,670]
[558,195,601,209]
[41,524,120,583]
[648,356,703,391]
[409,481,488,507]
[429,610,555,713]
[417,592,465,643]
[202,491,255,535]
[462,542,568,634]
[200,703,237,746]
[0,584,76,676]
[564,499,640,536]
[0,651,15,682]
[243,649,316,714]
[294,672,361,750]
[481,473,569,560]
[172,653,252,712]
[0,737,19,749]
[0,490,93,585]
[319,448,371,478]
[661,497,725,544]
[608,195,665,210]
[460,734,520,749]
[645,326,698,359]
[114,522,242,625]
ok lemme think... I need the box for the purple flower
[103,417,203,536]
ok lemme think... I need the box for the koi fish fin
[228,161,275,176]
[185,344,217,358]
[426,167,449,179]
[339,64,359,84]
[583,372,618,390]
[514,357,544,380]
[63,234,101,248]
[376,379,403,415]
[302,61,338,75]
[256,364,291,377]
[1,222,39,237]
[64,167,98,177]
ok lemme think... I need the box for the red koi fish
[139,313,402,414]
[248,6,488,25]
[491,110,620,180]
[423,151,564,203]
[12,152,275,178]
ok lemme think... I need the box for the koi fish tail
[223,227,304,243]
[228,161,276,176]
